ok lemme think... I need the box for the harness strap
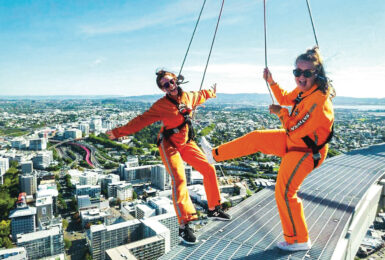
[156,95,195,146]
[301,124,334,168]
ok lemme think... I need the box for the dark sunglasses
[293,69,316,78]
[162,79,176,89]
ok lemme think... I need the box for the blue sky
[1,0,384,98]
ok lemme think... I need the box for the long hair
[155,69,178,90]
[295,47,336,98]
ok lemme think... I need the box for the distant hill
[1,93,385,106]
[118,93,385,106]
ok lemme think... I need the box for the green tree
[62,219,69,230]
[64,238,72,250]
[132,191,138,200]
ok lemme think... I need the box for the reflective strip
[160,140,183,223]
[284,152,310,239]
[289,103,317,132]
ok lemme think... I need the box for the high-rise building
[117,183,133,201]
[107,181,126,198]
[77,195,92,210]
[19,173,37,195]
[79,171,99,186]
[21,161,33,174]
[78,123,90,136]
[105,217,175,260]
[185,165,192,185]
[151,165,170,191]
[64,128,82,140]
[150,213,179,248]
[37,183,59,215]
[135,204,156,219]
[87,220,142,260]
[75,185,101,199]
[0,247,27,260]
[36,196,53,227]
[118,157,139,178]
[9,206,36,241]
[90,117,103,132]
[100,174,120,191]
[16,226,64,259]
[29,138,47,151]
[32,151,53,169]
[147,197,174,215]
[0,157,9,185]
[122,165,151,183]
[11,137,29,149]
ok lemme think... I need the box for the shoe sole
[277,245,311,251]
[179,236,199,245]
[208,217,232,221]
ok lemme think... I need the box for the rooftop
[160,143,385,260]
[9,206,36,218]
[17,226,60,243]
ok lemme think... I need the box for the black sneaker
[179,223,198,245]
[208,206,232,221]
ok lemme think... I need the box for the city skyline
[1,0,385,98]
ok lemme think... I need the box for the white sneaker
[276,240,312,251]
[200,137,216,164]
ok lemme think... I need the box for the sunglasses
[162,79,176,89]
[293,69,316,78]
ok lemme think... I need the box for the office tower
[29,138,47,151]
[151,165,170,191]
[78,123,90,136]
[75,185,101,199]
[135,204,156,219]
[64,128,82,139]
[87,220,142,260]
[21,161,33,174]
[19,173,37,196]
[36,196,53,226]
[0,157,9,185]
[9,205,36,241]
[16,227,64,259]
[117,183,133,201]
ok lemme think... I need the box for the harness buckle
[313,152,321,161]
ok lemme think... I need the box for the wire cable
[305,0,319,47]
[263,0,275,104]
[178,0,207,78]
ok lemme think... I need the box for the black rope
[263,0,275,104]
[178,0,207,78]
[305,0,319,47]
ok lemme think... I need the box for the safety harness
[288,89,334,168]
[157,94,195,146]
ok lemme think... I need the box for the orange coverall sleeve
[270,83,298,106]
[111,100,162,138]
[277,93,333,140]
[189,89,216,108]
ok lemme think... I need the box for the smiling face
[160,75,179,97]
[294,60,317,92]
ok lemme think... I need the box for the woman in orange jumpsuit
[107,70,230,245]
[201,47,335,251]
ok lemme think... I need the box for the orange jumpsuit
[212,83,334,244]
[111,89,221,225]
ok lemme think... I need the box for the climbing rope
[197,0,225,92]
[263,0,275,104]
[305,0,319,47]
[178,0,207,80]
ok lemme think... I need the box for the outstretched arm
[191,83,217,108]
